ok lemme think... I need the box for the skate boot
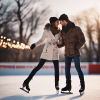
[55,80,59,94]
[61,80,71,93]
[20,80,30,93]
[79,81,85,95]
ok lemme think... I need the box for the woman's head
[51,20,59,28]
[50,17,59,28]
[44,17,59,29]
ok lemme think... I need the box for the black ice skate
[79,81,85,95]
[61,80,72,94]
[55,80,59,94]
[20,81,30,93]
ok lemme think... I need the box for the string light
[1,36,3,38]
[0,36,30,50]
[17,41,19,44]
[13,40,16,43]
[7,38,11,41]
[3,37,6,39]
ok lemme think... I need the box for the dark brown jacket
[58,26,86,57]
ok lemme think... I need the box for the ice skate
[20,81,30,93]
[61,80,72,94]
[55,80,59,94]
[55,85,59,94]
[79,81,85,95]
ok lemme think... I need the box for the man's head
[59,14,69,26]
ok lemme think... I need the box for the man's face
[59,20,65,26]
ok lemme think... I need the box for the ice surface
[0,75,100,100]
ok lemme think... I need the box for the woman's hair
[44,23,51,29]
[44,22,58,29]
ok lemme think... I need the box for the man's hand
[75,47,79,51]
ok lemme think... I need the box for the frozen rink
[0,75,100,100]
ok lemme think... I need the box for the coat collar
[48,29,57,39]
[62,28,73,36]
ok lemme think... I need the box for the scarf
[50,25,60,36]
[62,21,75,34]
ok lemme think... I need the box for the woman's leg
[52,60,59,90]
[24,59,47,84]
[52,60,59,82]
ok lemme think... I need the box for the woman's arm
[35,29,47,47]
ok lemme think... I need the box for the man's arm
[76,27,86,50]
[57,37,65,48]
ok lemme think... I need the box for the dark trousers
[65,55,84,81]
[25,59,59,83]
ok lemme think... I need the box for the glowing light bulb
[4,37,6,39]
[7,38,11,41]
[1,36,3,38]
[13,40,16,43]
[17,41,19,44]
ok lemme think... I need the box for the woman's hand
[30,43,36,50]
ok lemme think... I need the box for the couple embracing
[21,14,86,94]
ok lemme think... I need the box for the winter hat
[59,14,69,22]
[49,17,58,24]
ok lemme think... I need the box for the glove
[57,44,60,47]
[30,43,36,50]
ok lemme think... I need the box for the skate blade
[56,90,59,94]
[20,87,29,93]
[61,91,73,94]
[80,91,84,96]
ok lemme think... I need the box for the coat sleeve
[76,27,86,50]
[35,30,47,47]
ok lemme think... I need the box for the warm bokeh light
[0,36,30,50]
[13,40,16,43]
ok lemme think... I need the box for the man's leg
[61,57,72,92]
[65,57,72,80]
[73,55,85,93]
[73,55,84,81]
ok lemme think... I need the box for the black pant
[25,59,59,83]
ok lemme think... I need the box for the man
[58,14,86,94]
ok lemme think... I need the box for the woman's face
[54,20,59,28]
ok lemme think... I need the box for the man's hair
[59,14,69,22]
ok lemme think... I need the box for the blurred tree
[0,2,18,62]
[92,8,100,62]
[0,2,12,28]
[13,0,49,43]
[0,0,50,62]
[72,7,100,62]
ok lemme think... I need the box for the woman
[22,17,61,93]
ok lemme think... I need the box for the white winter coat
[35,29,61,60]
